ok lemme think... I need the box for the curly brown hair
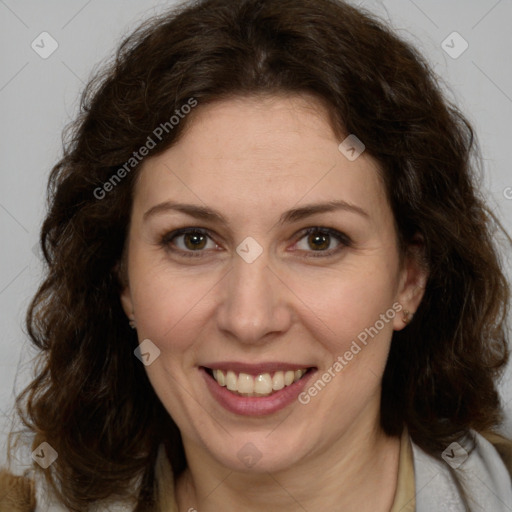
[9,0,510,509]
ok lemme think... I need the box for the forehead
[133,95,389,225]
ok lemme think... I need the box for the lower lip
[200,367,316,416]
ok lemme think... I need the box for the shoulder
[410,428,512,511]
[480,429,512,477]
[0,469,36,512]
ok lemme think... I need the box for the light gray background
[1,0,511,467]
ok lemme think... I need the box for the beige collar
[390,426,416,512]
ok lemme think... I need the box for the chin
[201,431,311,473]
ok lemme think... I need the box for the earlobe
[401,310,414,325]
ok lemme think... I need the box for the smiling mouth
[204,367,314,397]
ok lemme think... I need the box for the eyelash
[160,227,352,259]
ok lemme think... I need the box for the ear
[393,234,429,331]
[113,260,134,321]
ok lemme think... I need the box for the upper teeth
[212,369,308,396]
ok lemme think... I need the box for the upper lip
[201,362,316,375]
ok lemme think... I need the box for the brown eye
[294,227,351,257]
[307,232,331,251]
[183,232,208,250]
[162,228,218,255]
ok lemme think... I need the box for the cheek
[129,258,222,350]
[286,262,399,354]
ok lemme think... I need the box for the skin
[120,94,427,512]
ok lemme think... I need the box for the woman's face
[121,94,426,472]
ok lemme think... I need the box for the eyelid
[289,227,352,258]
[160,227,221,257]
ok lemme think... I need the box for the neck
[175,419,401,512]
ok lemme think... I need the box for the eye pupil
[184,232,207,250]
[308,232,330,250]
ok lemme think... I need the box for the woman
[2,0,511,510]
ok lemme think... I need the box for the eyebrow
[143,200,369,226]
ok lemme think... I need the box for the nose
[215,249,293,345]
